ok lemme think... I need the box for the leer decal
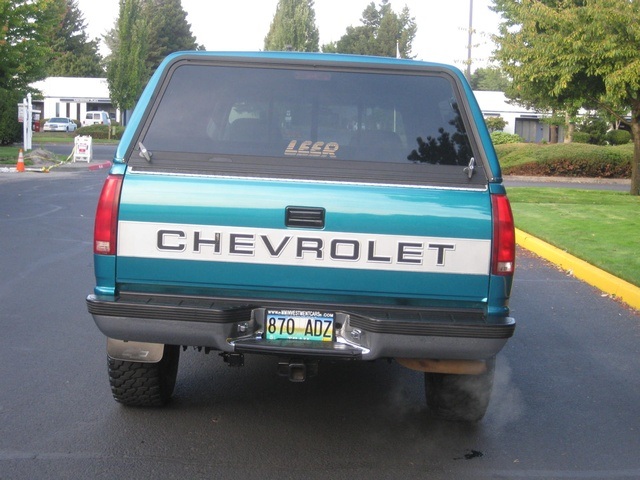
[285,140,339,158]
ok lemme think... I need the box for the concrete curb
[87,161,112,171]
[516,228,640,311]
[0,160,112,174]
[505,175,631,185]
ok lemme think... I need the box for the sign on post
[74,135,93,163]
[19,94,33,151]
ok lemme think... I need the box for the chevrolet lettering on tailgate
[118,222,490,274]
[87,51,516,422]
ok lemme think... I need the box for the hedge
[75,125,125,140]
[495,142,633,178]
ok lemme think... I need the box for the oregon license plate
[265,309,334,342]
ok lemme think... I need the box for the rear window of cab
[130,60,487,187]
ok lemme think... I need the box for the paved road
[1,170,639,479]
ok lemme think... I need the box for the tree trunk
[631,114,640,196]
[564,112,574,143]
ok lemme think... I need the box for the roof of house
[31,77,110,101]
[473,90,542,116]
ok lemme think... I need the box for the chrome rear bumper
[87,293,515,361]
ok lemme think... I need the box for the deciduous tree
[0,0,62,143]
[264,0,320,52]
[493,0,640,194]
[470,66,511,92]
[106,0,149,112]
[48,0,104,77]
[0,0,61,91]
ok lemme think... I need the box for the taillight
[491,193,515,275]
[94,174,123,255]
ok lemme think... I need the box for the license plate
[265,309,334,342]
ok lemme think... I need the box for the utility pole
[466,0,474,81]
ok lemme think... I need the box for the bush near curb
[496,142,632,178]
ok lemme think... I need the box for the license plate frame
[265,309,335,342]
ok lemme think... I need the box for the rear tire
[425,358,495,422]
[108,344,180,407]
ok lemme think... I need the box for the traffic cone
[16,149,25,172]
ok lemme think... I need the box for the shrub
[606,129,631,145]
[485,116,508,132]
[576,117,608,145]
[572,132,591,144]
[75,125,125,140]
[491,131,523,145]
[495,142,632,178]
[0,89,23,145]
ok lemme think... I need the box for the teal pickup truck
[87,52,516,422]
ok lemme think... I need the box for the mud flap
[107,337,165,363]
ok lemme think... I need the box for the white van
[83,111,111,127]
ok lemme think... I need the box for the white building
[30,77,119,124]
[474,91,562,142]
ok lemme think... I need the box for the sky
[75,0,502,72]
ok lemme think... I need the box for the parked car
[43,117,77,132]
[83,111,111,127]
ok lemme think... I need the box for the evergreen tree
[143,0,201,73]
[48,0,104,77]
[264,0,320,52]
[323,1,416,58]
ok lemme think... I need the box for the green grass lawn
[508,187,640,286]
[0,133,74,164]
[0,146,23,164]
[0,144,66,165]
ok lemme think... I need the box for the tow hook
[277,359,318,382]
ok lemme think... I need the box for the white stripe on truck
[118,221,491,275]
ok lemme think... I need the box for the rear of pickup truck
[87,52,515,421]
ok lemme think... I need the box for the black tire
[107,344,180,407]
[425,358,495,422]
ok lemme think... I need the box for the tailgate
[115,172,492,305]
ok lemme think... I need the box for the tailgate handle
[285,207,325,229]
